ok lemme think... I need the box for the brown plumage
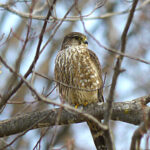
[54,32,107,150]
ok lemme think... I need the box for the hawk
[54,32,106,150]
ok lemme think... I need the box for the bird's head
[61,32,88,49]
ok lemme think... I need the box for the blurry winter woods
[0,0,150,150]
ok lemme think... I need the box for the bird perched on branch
[54,32,106,150]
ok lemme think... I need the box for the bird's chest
[56,48,90,79]
[60,48,90,68]
[55,47,100,105]
[56,48,100,90]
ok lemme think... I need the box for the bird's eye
[74,36,79,40]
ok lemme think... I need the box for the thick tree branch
[0,95,150,137]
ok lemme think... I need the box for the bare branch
[106,0,139,123]
[103,1,139,149]
[0,0,149,21]
[130,110,150,150]
[0,0,56,110]
[0,95,150,137]
[0,2,150,65]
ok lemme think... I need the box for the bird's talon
[75,104,79,109]
[83,102,88,106]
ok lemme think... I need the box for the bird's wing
[88,49,104,102]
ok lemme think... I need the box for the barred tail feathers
[87,121,107,150]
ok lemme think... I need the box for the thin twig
[0,0,149,21]
[33,127,50,150]
[102,0,139,149]
[102,1,139,149]
[1,3,150,65]
[130,111,150,150]
[105,0,139,124]
[34,71,103,92]
[0,0,56,110]
[39,3,75,54]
